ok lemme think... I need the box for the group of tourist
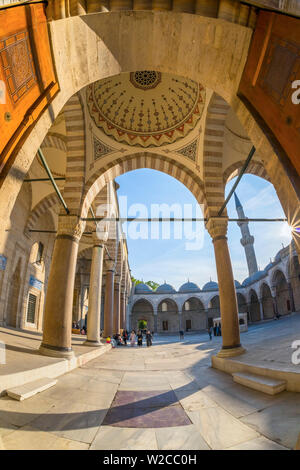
[129,329,153,347]
[106,329,153,348]
[207,323,222,340]
[72,321,86,335]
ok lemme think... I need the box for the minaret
[234,192,258,276]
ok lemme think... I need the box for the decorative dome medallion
[87,72,205,148]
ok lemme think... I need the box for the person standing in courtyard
[179,330,184,340]
[130,330,136,347]
[208,327,212,340]
[137,330,143,347]
[146,330,152,347]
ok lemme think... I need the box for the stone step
[6,377,57,401]
[232,372,286,395]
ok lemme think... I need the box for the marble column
[206,217,245,358]
[154,315,158,334]
[39,216,84,358]
[113,274,121,334]
[120,290,126,330]
[103,260,115,337]
[179,313,183,330]
[84,233,106,346]
[258,299,264,321]
[287,281,295,312]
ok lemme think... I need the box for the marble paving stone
[155,425,210,450]
[187,406,259,450]
[0,416,18,438]
[111,390,179,408]
[90,426,158,450]
[42,385,116,408]
[0,395,56,427]
[227,436,288,450]
[78,378,118,394]
[103,390,192,428]
[175,389,218,411]
[241,398,300,449]
[30,402,107,444]
[199,384,287,419]
[119,372,171,391]
[103,404,191,428]
[1,425,89,450]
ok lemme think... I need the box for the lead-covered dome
[134,282,153,294]
[242,271,266,287]
[202,281,218,291]
[156,282,176,294]
[179,281,201,293]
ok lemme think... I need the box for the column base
[39,343,74,359]
[216,345,246,358]
[83,339,102,347]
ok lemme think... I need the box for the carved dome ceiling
[87,71,206,148]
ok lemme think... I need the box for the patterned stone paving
[103,390,192,428]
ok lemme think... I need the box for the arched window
[184,301,190,311]
[162,302,167,312]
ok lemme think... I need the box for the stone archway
[261,283,274,320]
[249,289,261,323]
[157,298,179,333]
[6,258,22,328]
[182,297,206,332]
[273,270,291,316]
[0,11,254,228]
[207,295,220,326]
[1,10,298,260]
[131,299,155,333]
[288,255,300,312]
[237,292,247,313]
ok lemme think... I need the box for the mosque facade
[129,194,300,333]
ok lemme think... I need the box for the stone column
[39,216,84,358]
[120,290,126,330]
[258,299,264,321]
[206,218,245,357]
[154,314,158,334]
[103,260,115,337]
[113,274,121,334]
[179,313,183,330]
[287,280,296,312]
[84,232,106,346]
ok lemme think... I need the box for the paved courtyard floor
[0,314,299,450]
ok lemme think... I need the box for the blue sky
[115,169,292,289]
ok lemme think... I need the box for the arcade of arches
[0,0,299,450]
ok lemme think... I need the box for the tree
[131,277,159,291]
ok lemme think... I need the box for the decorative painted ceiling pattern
[87,72,205,148]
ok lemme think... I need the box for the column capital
[206,217,228,240]
[105,259,115,271]
[57,215,85,242]
[92,230,108,246]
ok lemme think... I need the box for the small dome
[242,270,266,287]
[134,282,153,294]
[202,281,218,291]
[156,282,176,294]
[274,249,282,262]
[234,280,242,288]
[179,281,201,293]
[264,262,274,272]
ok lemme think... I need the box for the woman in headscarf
[130,330,136,347]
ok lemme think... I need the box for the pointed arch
[25,193,59,232]
[80,152,205,219]
[203,93,230,217]
[62,93,86,214]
